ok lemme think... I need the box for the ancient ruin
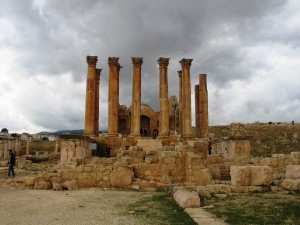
[0,56,299,216]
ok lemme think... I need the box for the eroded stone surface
[173,189,200,208]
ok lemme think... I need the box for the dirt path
[0,186,153,225]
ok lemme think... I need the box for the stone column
[199,74,209,137]
[84,56,98,136]
[178,70,183,134]
[157,57,170,137]
[108,57,119,137]
[95,68,102,135]
[117,63,122,133]
[179,58,193,138]
[130,57,143,137]
[195,84,200,138]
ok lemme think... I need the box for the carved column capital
[96,68,102,80]
[86,56,98,66]
[157,57,170,68]
[117,63,123,72]
[177,70,182,77]
[179,58,193,69]
[132,57,143,68]
[108,57,119,68]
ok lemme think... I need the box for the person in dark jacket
[7,149,15,178]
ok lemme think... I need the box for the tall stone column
[157,57,170,137]
[130,57,143,137]
[108,57,119,137]
[179,58,193,138]
[117,63,122,133]
[95,68,102,135]
[199,74,209,137]
[85,56,98,136]
[178,70,183,134]
[195,84,200,137]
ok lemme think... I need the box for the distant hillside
[37,129,84,135]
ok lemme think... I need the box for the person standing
[7,149,16,178]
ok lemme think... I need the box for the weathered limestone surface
[194,84,200,137]
[110,167,133,187]
[178,71,183,134]
[230,166,272,186]
[173,189,200,208]
[281,179,300,191]
[285,165,300,179]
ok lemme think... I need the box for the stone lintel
[179,58,193,69]
[108,57,119,67]
[86,56,98,66]
[157,57,170,68]
[131,57,143,68]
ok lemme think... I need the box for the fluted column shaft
[199,74,209,137]
[108,57,119,137]
[85,56,98,136]
[178,70,183,134]
[195,84,200,137]
[130,57,143,137]
[157,57,170,137]
[95,68,102,135]
[179,58,193,138]
[116,63,122,133]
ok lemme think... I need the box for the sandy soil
[0,186,154,225]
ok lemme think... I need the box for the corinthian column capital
[179,58,193,69]
[108,57,119,68]
[96,68,102,79]
[132,57,143,68]
[157,57,170,68]
[86,56,98,66]
[177,70,182,77]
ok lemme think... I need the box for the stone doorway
[140,115,150,137]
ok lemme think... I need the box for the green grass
[122,192,197,225]
[206,192,300,225]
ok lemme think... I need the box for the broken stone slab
[281,179,300,191]
[173,189,200,208]
[61,180,78,191]
[285,165,300,179]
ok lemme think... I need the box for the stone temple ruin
[0,56,299,204]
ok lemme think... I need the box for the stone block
[61,180,78,190]
[52,182,63,191]
[206,184,231,195]
[17,157,26,169]
[173,189,200,208]
[113,161,128,169]
[285,165,300,179]
[281,179,300,191]
[193,168,212,186]
[249,166,272,186]
[110,167,133,187]
[230,166,250,186]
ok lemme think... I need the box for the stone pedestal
[199,74,208,137]
[108,57,119,137]
[179,58,193,138]
[130,57,143,137]
[178,71,183,134]
[84,56,98,136]
[157,57,170,137]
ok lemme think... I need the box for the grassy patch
[121,192,197,225]
[206,192,300,225]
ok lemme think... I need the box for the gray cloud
[0,0,299,133]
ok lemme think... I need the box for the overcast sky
[1,0,300,133]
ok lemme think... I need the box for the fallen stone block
[61,180,78,191]
[230,166,250,186]
[110,167,133,187]
[193,168,212,186]
[249,166,272,186]
[173,189,200,208]
[52,182,63,191]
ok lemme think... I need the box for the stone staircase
[137,138,162,153]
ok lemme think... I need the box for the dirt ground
[0,186,155,225]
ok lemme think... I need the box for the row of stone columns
[84,55,208,139]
